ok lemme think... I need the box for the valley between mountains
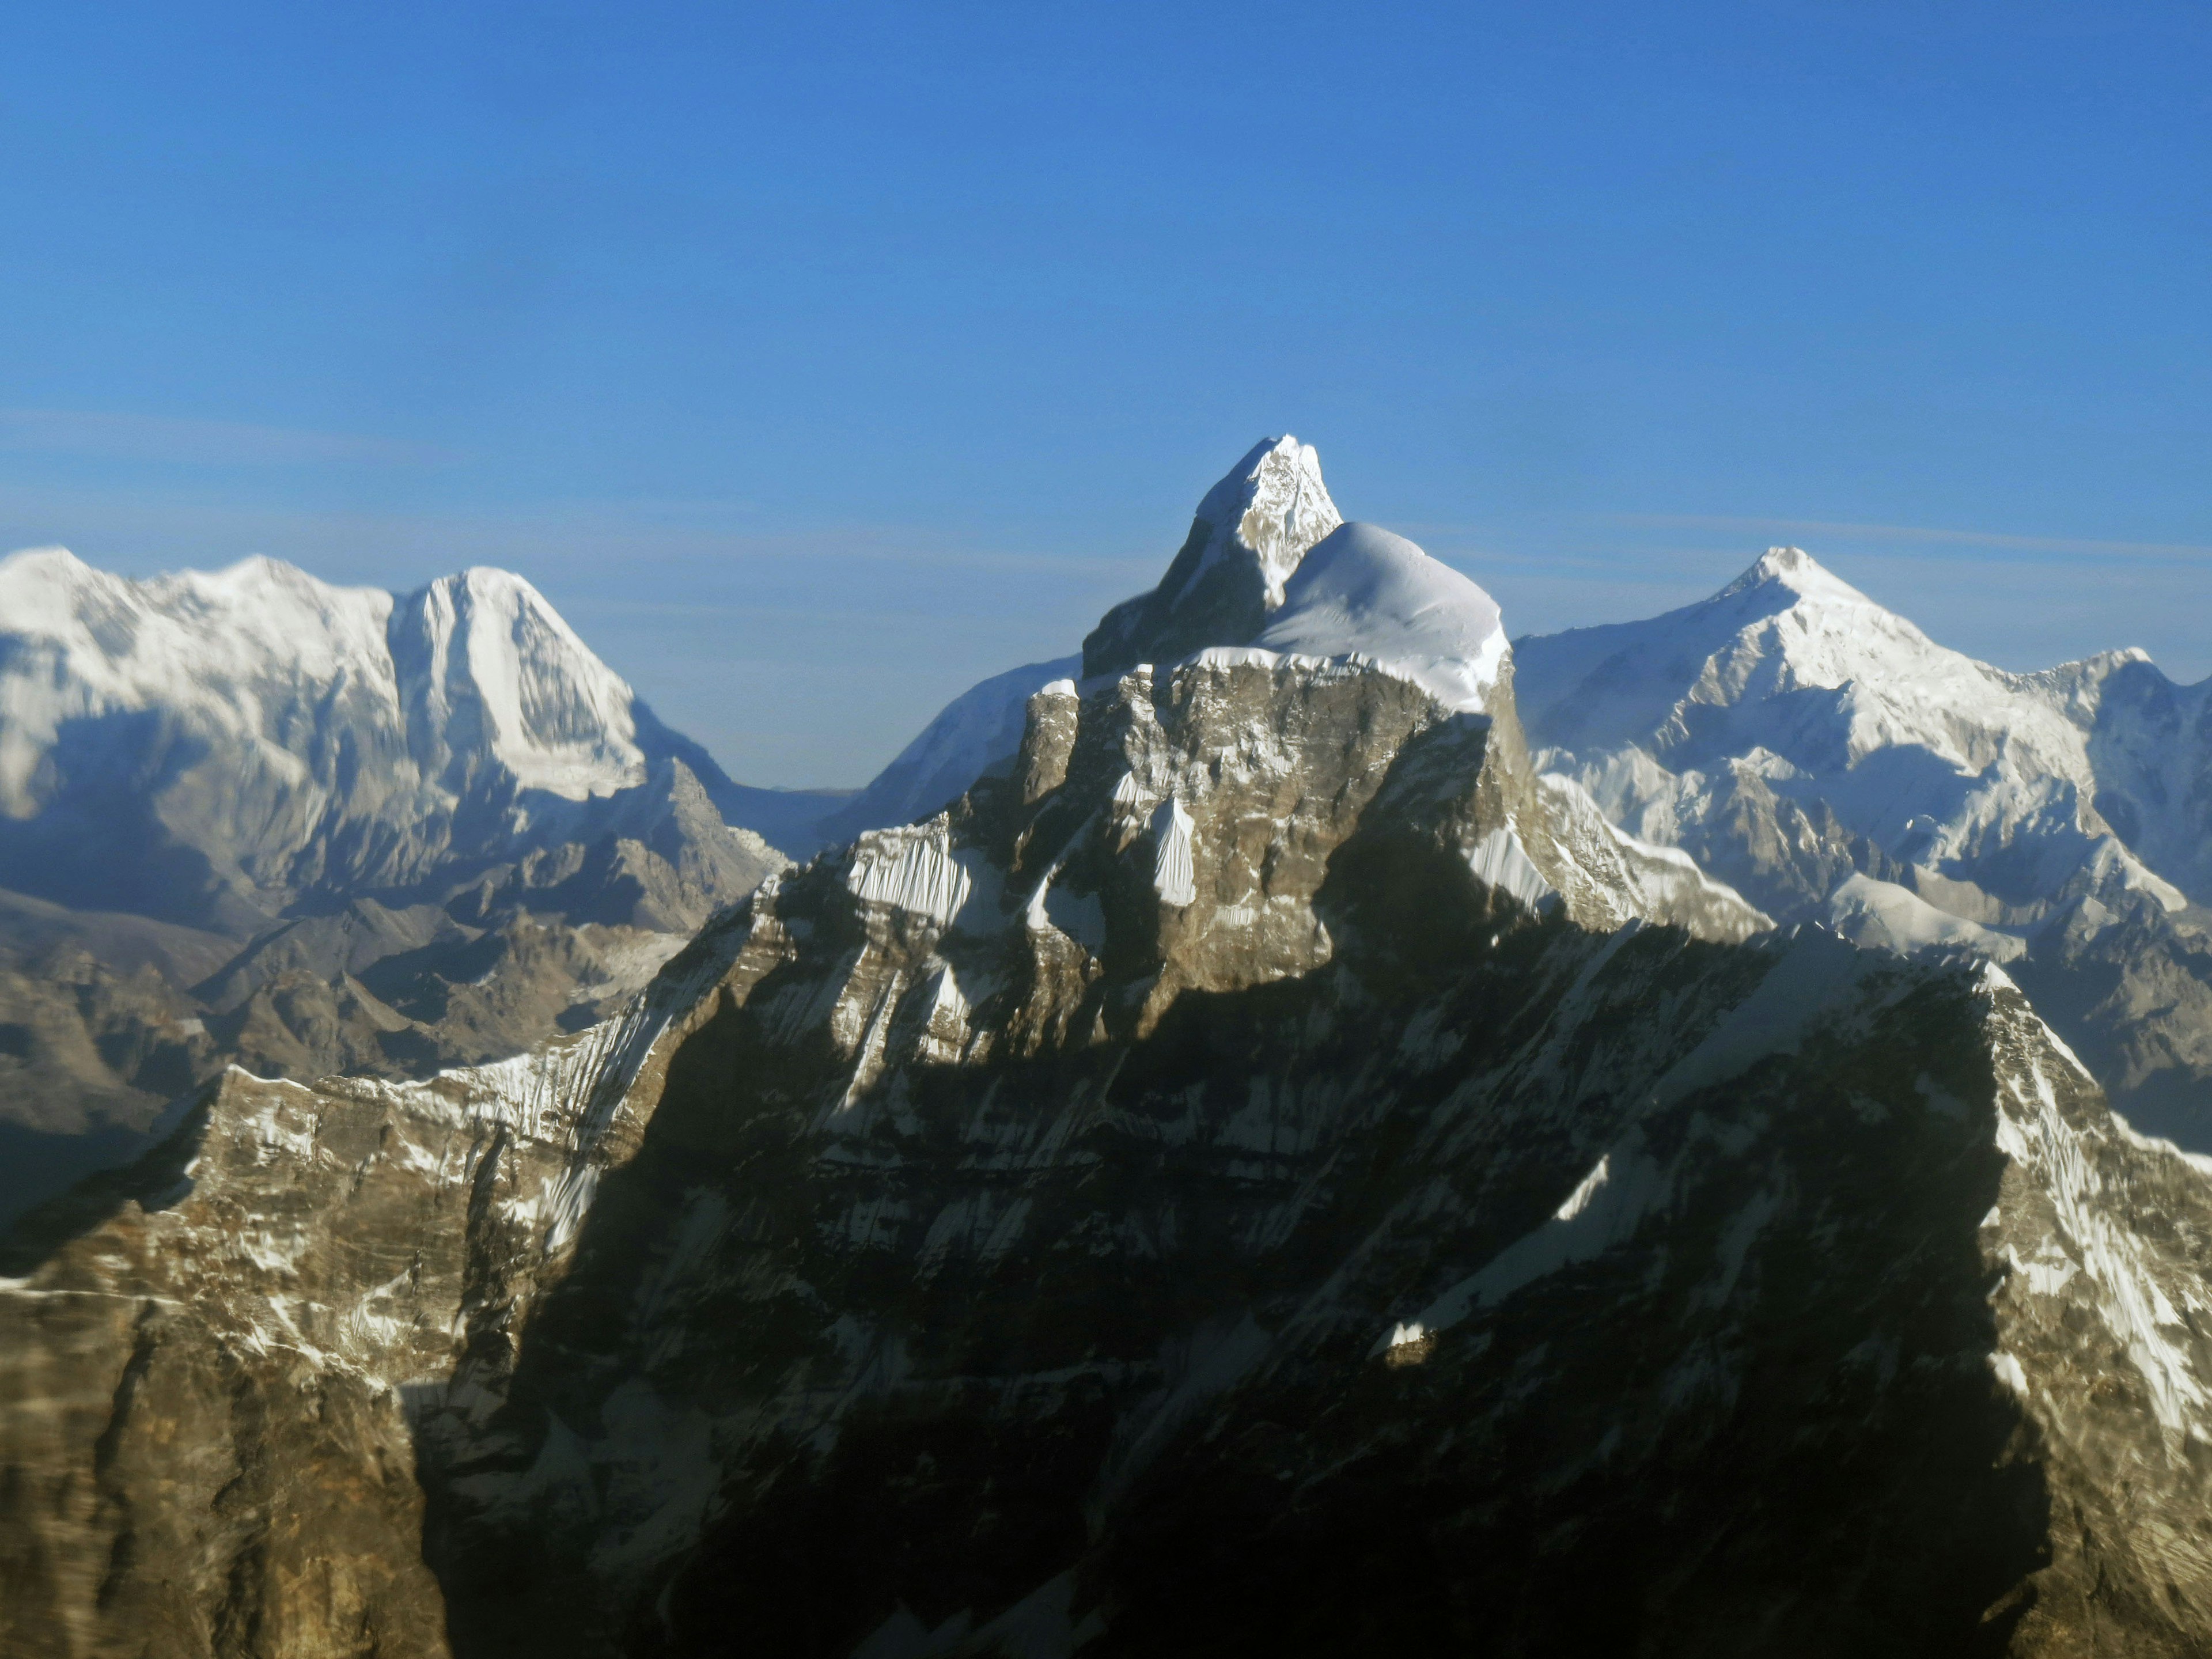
[5,438,2212,1656]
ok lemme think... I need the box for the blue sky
[0,2,2205,786]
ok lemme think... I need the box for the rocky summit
[5,443,2212,1658]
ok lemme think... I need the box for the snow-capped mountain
[798,438,1581,860]
[1516,546,2212,1142]
[772,436,1350,857]
[0,548,793,1221]
[12,445,2212,1654]
[1084,433,1343,677]
[0,548,787,930]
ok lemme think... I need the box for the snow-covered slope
[1517,547,2182,914]
[1238,520,1509,713]
[1516,545,2212,1142]
[0,550,647,816]
[800,438,1351,853]
[0,548,778,931]
[818,449,1523,850]
[2080,658,2212,905]
[0,547,788,1224]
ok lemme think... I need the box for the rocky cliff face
[0,925,744,1659]
[7,626,2212,1656]
[9,450,2212,1657]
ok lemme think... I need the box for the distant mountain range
[1514,546,2212,1144]
[0,551,806,1217]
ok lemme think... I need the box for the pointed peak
[0,546,93,585]
[0,549,112,634]
[416,565,561,619]
[1188,435,1343,607]
[456,564,541,597]
[1081,435,1344,678]
[1715,546,1870,607]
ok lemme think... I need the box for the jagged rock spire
[1081,436,1343,678]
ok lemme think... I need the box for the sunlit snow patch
[1249,521,1509,714]
[845,821,976,927]
[1826,872,2026,963]
[1151,797,1196,908]
[1466,824,1555,908]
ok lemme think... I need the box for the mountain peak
[1716,545,1872,607]
[447,564,547,603]
[1081,436,1344,677]
[0,548,116,641]
[212,552,309,583]
[387,565,646,801]
[0,544,90,581]
[1184,435,1342,608]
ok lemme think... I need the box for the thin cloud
[0,479,1161,584]
[0,408,448,468]
[1610,513,2212,563]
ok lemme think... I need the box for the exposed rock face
[1516,547,2212,1147]
[0,925,750,1659]
[7,631,2212,1655]
[802,438,1351,865]
[10,454,2212,1658]
[802,657,1084,859]
[1082,436,1341,679]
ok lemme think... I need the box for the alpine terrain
[1516,550,2212,1147]
[0,551,807,1221]
[6,440,2212,1657]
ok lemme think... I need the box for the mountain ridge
[1516,542,2212,1143]
[0,545,794,1222]
[7,444,2212,1654]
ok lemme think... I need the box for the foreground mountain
[0,550,791,1219]
[1516,548,2212,1146]
[779,437,1350,858]
[10,444,2212,1655]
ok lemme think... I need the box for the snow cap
[1249,521,1510,714]
[1715,546,1871,607]
[1081,435,1343,678]
[1179,435,1343,609]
